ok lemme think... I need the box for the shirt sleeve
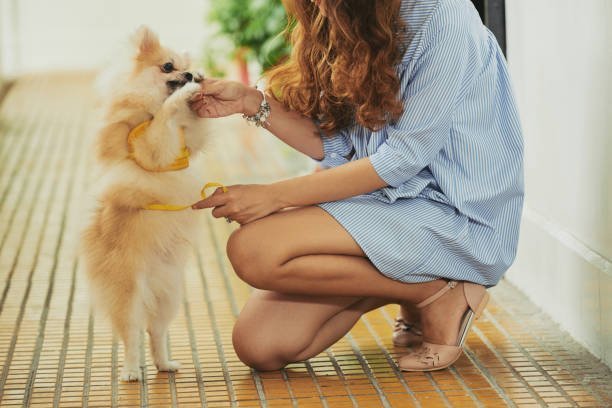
[314,127,354,168]
[369,2,480,187]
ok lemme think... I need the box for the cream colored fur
[81,26,209,382]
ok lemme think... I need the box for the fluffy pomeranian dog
[81,26,209,381]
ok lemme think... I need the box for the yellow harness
[127,120,226,211]
[127,120,191,172]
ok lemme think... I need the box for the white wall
[0,0,214,75]
[505,0,612,368]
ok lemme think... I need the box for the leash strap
[143,182,228,211]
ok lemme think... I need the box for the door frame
[471,0,506,55]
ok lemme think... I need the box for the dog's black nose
[183,72,193,82]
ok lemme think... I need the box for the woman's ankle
[420,282,469,345]
[393,279,451,314]
[414,279,449,304]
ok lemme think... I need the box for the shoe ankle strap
[416,281,458,309]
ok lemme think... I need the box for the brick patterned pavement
[0,74,610,407]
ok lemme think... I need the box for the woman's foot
[398,281,488,372]
[392,303,423,347]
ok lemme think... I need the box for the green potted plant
[207,0,291,83]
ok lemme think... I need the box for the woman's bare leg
[232,291,388,371]
[229,206,471,370]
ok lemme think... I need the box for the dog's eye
[161,62,174,73]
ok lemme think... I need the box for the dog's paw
[174,82,201,102]
[164,82,201,114]
[156,360,181,372]
[180,81,201,96]
[120,366,142,382]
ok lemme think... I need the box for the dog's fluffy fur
[81,26,208,382]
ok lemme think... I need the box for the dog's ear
[131,25,160,58]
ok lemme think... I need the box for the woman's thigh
[228,204,443,301]
[228,205,366,263]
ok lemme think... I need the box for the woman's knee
[226,226,285,289]
[232,319,287,371]
[227,227,258,279]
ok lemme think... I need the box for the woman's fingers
[190,79,245,118]
[190,100,203,112]
[189,79,223,106]
[192,187,231,209]
[191,97,230,118]
[190,94,209,116]
[192,195,227,209]
[200,78,226,97]
[211,205,233,219]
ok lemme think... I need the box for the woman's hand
[192,184,286,225]
[190,78,263,118]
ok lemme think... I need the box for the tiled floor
[0,74,611,407]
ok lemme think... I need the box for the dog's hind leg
[147,274,182,372]
[112,300,144,382]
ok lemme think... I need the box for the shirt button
[330,153,338,158]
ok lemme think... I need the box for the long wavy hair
[266,0,405,133]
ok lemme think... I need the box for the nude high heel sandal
[398,280,489,372]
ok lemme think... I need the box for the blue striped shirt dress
[316,0,524,287]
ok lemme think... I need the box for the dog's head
[97,25,202,113]
[129,25,202,103]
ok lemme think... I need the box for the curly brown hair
[266,0,405,133]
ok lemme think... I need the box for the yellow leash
[126,120,227,211]
[143,182,227,211]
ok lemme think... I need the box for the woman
[190,0,523,372]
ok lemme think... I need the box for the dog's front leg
[160,81,200,119]
[131,82,201,170]
[148,324,181,372]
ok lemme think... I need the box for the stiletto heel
[398,280,489,372]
